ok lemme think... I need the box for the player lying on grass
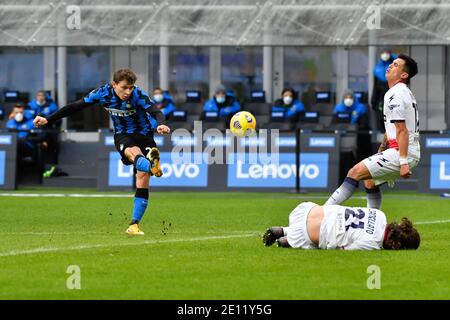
[325,54,419,210]
[263,201,420,250]
[33,69,170,236]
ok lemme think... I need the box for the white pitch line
[415,219,450,225]
[0,193,133,198]
[0,234,256,258]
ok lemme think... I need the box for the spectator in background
[148,87,176,129]
[28,90,60,170]
[333,89,367,125]
[371,48,397,131]
[272,88,305,120]
[152,87,176,118]
[6,104,41,159]
[27,90,58,119]
[203,84,240,119]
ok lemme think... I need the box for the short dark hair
[113,69,137,84]
[153,87,163,93]
[383,217,420,250]
[281,88,295,96]
[14,103,25,110]
[398,54,418,82]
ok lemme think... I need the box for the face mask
[344,98,354,107]
[36,100,45,106]
[15,112,24,122]
[216,96,225,104]
[380,53,391,62]
[283,96,293,105]
[153,94,164,103]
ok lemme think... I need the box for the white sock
[325,177,359,206]
[366,187,382,209]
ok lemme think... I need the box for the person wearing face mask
[272,88,305,120]
[6,104,39,158]
[27,90,58,119]
[148,87,176,128]
[371,48,397,131]
[203,84,241,120]
[333,89,367,125]
[27,90,61,168]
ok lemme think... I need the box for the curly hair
[383,217,420,250]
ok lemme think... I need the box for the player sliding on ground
[263,202,420,250]
[325,54,419,210]
[33,69,170,235]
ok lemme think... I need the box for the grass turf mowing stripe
[0,233,256,258]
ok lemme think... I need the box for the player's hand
[33,116,48,128]
[400,164,412,179]
[156,125,171,134]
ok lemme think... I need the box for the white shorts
[362,148,420,186]
[287,202,319,249]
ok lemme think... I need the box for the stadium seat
[244,102,271,116]
[265,122,295,132]
[178,103,204,115]
[255,115,270,129]
[296,122,324,132]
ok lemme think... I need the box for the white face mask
[14,112,24,122]
[344,98,354,107]
[381,53,391,62]
[36,100,45,106]
[153,94,164,103]
[216,96,226,104]
[283,96,293,105]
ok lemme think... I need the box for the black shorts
[114,133,157,165]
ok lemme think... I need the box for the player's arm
[394,121,411,178]
[33,99,92,127]
[145,103,170,134]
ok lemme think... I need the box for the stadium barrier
[0,132,17,189]
[2,129,448,193]
[98,130,341,192]
[418,132,450,192]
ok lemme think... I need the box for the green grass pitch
[0,189,449,299]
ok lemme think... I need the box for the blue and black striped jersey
[84,84,161,135]
[45,83,165,135]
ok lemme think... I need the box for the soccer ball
[230,111,257,137]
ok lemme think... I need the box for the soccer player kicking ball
[263,202,420,250]
[33,69,170,236]
[325,54,419,210]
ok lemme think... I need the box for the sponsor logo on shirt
[105,107,137,117]
[388,104,400,110]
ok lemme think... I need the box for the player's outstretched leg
[324,177,359,206]
[146,147,163,177]
[325,162,372,206]
[364,180,382,209]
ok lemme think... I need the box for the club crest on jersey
[126,102,132,109]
